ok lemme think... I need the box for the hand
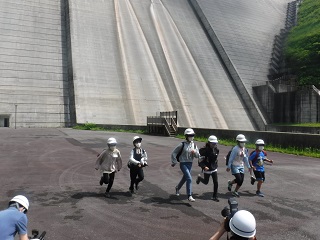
[226,168,230,172]
[204,167,209,171]
[171,163,176,167]
[138,164,142,168]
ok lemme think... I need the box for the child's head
[255,139,265,151]
[133,136,142,148]
[208,135,218,148]
[107,137,117,151]
[236,134,247,148]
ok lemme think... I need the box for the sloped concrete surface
[0,0,291,130]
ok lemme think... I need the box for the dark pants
[233,172,244,187]
[198,172,218,196]
[101,172,115,192]
[130,167,144,189]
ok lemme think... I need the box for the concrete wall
[0,0,70,127]
[253,83,320,124]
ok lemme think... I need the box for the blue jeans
[177,162,193,196]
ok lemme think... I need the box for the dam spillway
[0,0,290,130]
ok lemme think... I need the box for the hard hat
[208,135,218,143]
[255,139,265,145]
[184,128,195,136]
[133,136,142,143]
[236,134,247,142]
[229,210,256,238]
[10,195,29,210]
[107,137,117,145]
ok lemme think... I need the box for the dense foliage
[284,0,320,86]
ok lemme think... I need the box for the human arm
[209,219,227,240]
[141,150,148,166]
[227,147,236,170]
[95,150,106,170]
[129,149,141,166]
[19,233,29,240]
[116,150,122,171]
[248,151,257,171]
[171,143,184,166]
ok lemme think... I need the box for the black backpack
[176,142,197,162]
[225,147,234,166]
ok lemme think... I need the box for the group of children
[171,129,274,202]
[94,129,273,200]
[95,136,148,198]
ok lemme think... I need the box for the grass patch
[72,123,146,134]
[271,122,320,127]
[176,134,320,158]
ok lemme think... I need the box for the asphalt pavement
[0,128,319,240]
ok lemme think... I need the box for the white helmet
[133,136,142,143]
[255,139,265,145]
[107,137,117,145]
[208,135,218,143]
[229,210,256,238]
[236,134,247,142]
[184,128,195,136]
[10,195,29,210]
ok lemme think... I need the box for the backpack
[176,142,197,162]
[176,142,185,162]
[225,147,233,166]
[249,149,267,164]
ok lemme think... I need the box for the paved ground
[0,128,319,240]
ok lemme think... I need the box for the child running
[249,139,274,197]
[226,134,252,197]
[197,135,220,202]
[128,136,148,194]
[95,137,122,198]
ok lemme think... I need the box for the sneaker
[256,191,264,197]
[196,174,201,185]
[129,187,134,194]
[99,178,103,186]
[104,192,111,198]
[228,180,232,192]
[232,191,240,197]
[175,186,180,196]
[188,196,195,202]
[251,176,256,185]
[211,196,220,202]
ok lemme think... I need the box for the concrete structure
[0,0,70,127]
[0,0,293,130]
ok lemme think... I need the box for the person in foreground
[209,210,257,240]
[0,195,30,240]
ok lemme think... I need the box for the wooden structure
[147,111,178,136]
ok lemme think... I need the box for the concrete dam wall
[0,0,291,130]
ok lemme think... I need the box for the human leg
[135,168,144,190]
[102,173,110,184]
[197,173,210,185]
[254,171,265,197]
[106,172,115,193]
[211,172,219,202]
[179,162,193,198]
[129,168,138,193]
